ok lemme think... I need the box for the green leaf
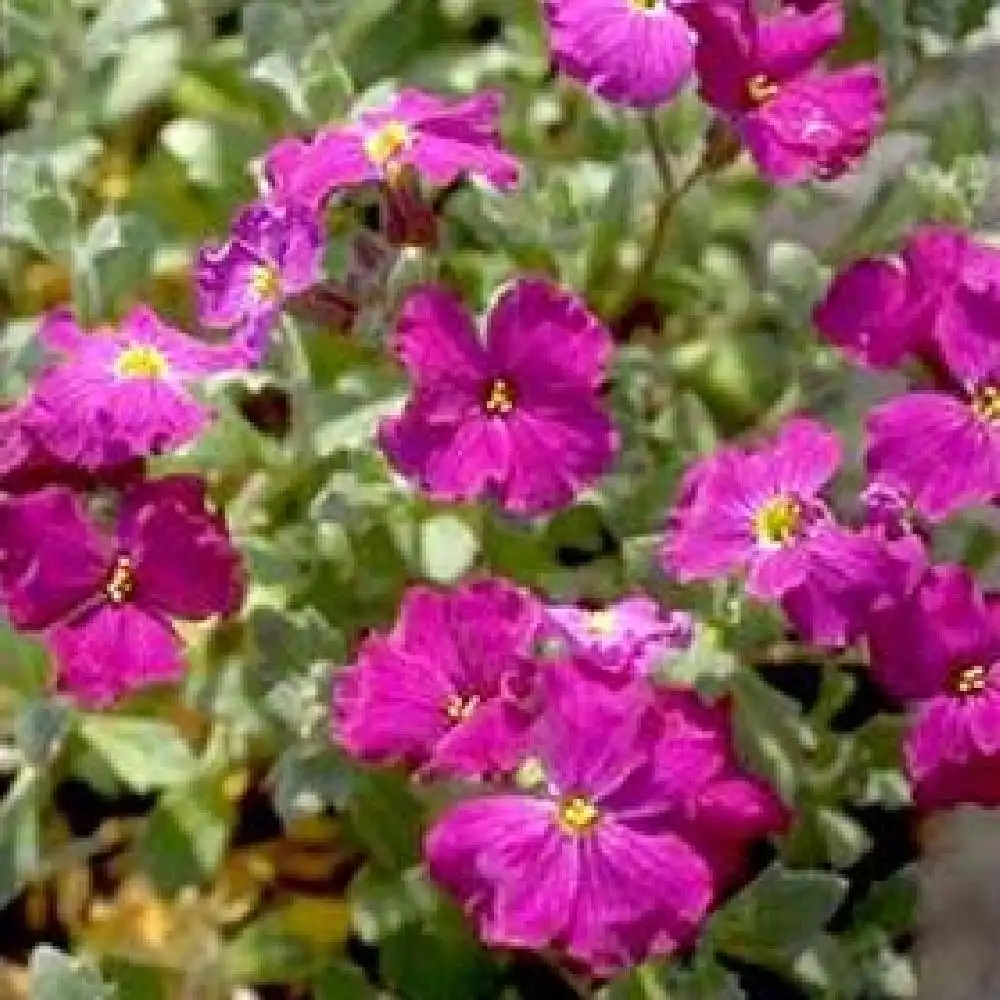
[28,945,114,1000]
[0,767,42,909]
[24,188,76,261]
[75,716,198,794]
[271,744,354,825]
[101,28,183,123]
[83,0,169,64]
[223,898,351,984]
[816,807,874,870]
[137,777,233,893]
[314,962,376,1000]
[419,514,480,584]
[381,910,501,1000]
[712,863,848,962]
[16,698,70,767]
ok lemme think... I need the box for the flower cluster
[1,0,915,980]
[194,88,521,367]
[659,223,1000,816]
[544,0,884,183]
[0,309,245,706]
[797,225,1000,812]
[334,578,786,973]
[380,280,620,515]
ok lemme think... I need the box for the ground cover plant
[1,1,999,998]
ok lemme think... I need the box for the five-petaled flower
[542,0,697,109]
[24,307,239,471]
[334,577,543,779]
[426,663,786,974]
[0,476,243,706]
[379,278,620,516]
[195,201,325,365]
[686,0,885,183]
[263,89,520,210]
[865,565,1000,810]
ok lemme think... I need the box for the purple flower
[195,201,324,365]
[865,273,1000,519]
[263,89,520,209]
[686,0,885,183]
[663,418,916,647]
[379,279,619,516]
[542,0,696,109]
[24,307,238,471]
[334,578,543,779]
[0,406,34,488]
[426,664,785,973]
[544,594,693,682]
[865,565,1000,810]
[815,226,1000,370]
[0,477,243,706]
[0,402,145,495]
[662,418,842,599]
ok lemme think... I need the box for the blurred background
[1,1,999,998]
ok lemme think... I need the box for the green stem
[280,314,313,460]
[621,117,712,314]
[637,964,672,1000]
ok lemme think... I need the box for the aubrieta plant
[1,0,998,996]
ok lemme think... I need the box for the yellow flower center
[747,73,780,106]
[114,345,169,380]
[586,610,618,636]
[251,264,282,300]
[515,757,548,791]
[558,795,600,836]
[364,120,411,166]
[949,664,989,698]
[629,0,661,9]
[105,555,136,604]
[753,495,802,548]
[972,385,1000,423]
[445,693,480,724]
[483,378,516,416]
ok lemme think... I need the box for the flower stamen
[114,345,169,380]
[586,610,618,636]
[747,73,780,106]
[971,385,1000,423]
[251,264,282,300]
[364,120,411,166]
[558,795,600,836]
[105,555,136,604]
[445,693,480,723]
[949,663,989,698]
[753,495,802,549]
[484,377,516,416]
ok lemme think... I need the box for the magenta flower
[195,201,324,365]
[544,594,693,682]
[662,418,842,599]
[0,477,243,706]
[263,89,520,209]
[379,279,619,516]
[542,0,696,108]
[865,565,1000,810]
[815,226,1000,369]
[0,406,33,487]
[663,418,915,646]
[334,578,543,779]
[24,307,238,471]
[865,282,1000,519]
[687,0,884,183]
[426,664,784,973]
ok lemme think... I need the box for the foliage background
[1,0,999,997]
